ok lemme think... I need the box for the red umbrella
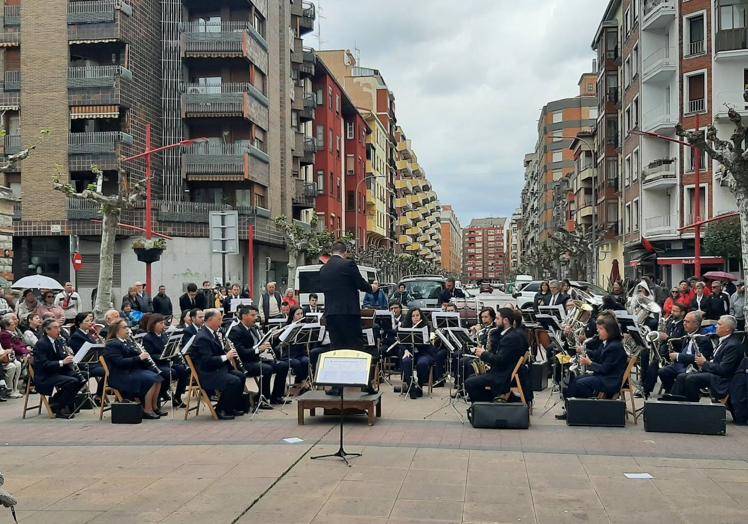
[703,270,737,281]
[610,259,621,284]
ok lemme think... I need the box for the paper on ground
[624,473,654,479]
[283,437,304,444]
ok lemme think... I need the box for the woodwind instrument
[218,330,247,374]
[61,342,85,382]
[127,333,161,374]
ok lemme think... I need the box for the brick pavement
[1,386,747,523]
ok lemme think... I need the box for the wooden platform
[296,390,382,426]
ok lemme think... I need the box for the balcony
[642,105,677,134]
[685,40,706,58]
[395,159,412,176]
[67,0,132,42]
[2,5,19,26]
[714,92,748,120]
[2,134,21,156]
[642,161,677,190]
[299,93,316,122]
[292,179,317,210]
[182,21,268,67]
[302,137,317,165]
[182,83,269,126]
[299,1,316,35]
[642,0,676,32]
[606,88,619,104]
[68,65,132,107]
[68,131,133,155]
[396,139,412,159]
[642,47,676,84]
[716,28,748,58]
[685,97,706,115]
[2,71,19,92]
[0,30,19,47]
[298,47,315,78]
[644,214,675,236]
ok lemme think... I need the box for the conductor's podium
[296,390,382,426]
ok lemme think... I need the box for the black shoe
[555,412,567,420]
[233,409,246,416]
[269,397,285,405]
[143,411,160,420]
[217,410,235,420]
[56,411,74,419]
[363,384,378,395]
[156,409,169,417]
[409,383,419,399]
[160,392,172,402]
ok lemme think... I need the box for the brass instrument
[470,327,497,375]
[558,300,593,363]
[218,330,247,374]
[127,333,161,374]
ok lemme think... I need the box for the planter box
[133,247,163,263]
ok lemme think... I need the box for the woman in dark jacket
[142,313,188,407]
[68,311,106,398]
[281,306,311,386]
[534,281,551,310]
[104,319,164,419]
[401,307,435,399]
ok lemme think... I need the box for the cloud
[315,0,607,224]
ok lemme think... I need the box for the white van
[295,264,378,307]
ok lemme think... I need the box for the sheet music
[432,312,461,329]
[181,335,196,355]
[435,329,456,352]
[316,356,370,386]
[318,325,326,343]
[230,298,252,313]
[279,322,302,343]
[74,343,104,364]
[225,320,239,337]
[363,327,375,346]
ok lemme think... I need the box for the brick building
[439,204,461,275]
[463,217,506,283]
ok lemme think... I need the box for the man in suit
[32,319,85,418]
[642,301,687,396]
[671,315,743,402]
[658,310,714,394]
[465,307,527,402]
[180,309,203,348]
[437,277,466,307]
[200,281,215,310]
[556,312,629,419]
[707,281,731,321]
[152,285,173,317]
[223,284,245,316]
[179,283,204,312]
[302,293,321,315]
[134,282,153,313]
[258,282,283,323]
[189,309,246,420]
[319,241,372,350]
[228,305,288,405]
[547,280,569,308]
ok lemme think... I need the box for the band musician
[641,302,686,397]
[142,314,188,408]
[228,305,288,405]
[401,307,435,399]
[68,312,106,400]
[455,307,496,393]
[181,309,203,348]
[657,310,713,395]
[465,307,527,403]
[671,315,743,402]
[190,309,246,420]
[32,319,85,418]
[556,312,628,420]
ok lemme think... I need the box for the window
[624,203,631,233]
[633,96,639,128]
[316,125,324,148]
[685,185,708,225]
[624,155,632,186]
[624,105,631,135]
[632,199,639,231]
[335,94,340,113]
[552,111,563,123]
[633,148,640,181]
[720,3,746,30]
[328,87,333,110]
[316,170,325,193]
[328,128,333,152]
[624,57,631,87]
[552,130,563,142]
[633,0,639,22]
[686,73,706,114]
[632,45,639,77]
[588,107,598,120]
[346,122,354,140]
[552,151,563,163]
[625,7,631,35]
[686,15,706,56]
[329,173,334,195]
[552,169,563,181]
[315,89,323,105]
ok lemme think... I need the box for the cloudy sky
[317,0,607,227]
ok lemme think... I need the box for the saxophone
[471,327,494,375]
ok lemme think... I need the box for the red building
[463,217,507,283]
[312,57,368,238]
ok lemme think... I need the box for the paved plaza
[1,385,748,524]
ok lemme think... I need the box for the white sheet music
[181,335,196,355]
[316,357,370,386]
[230,298,252,313]
[74,343,104,364]
[363,328,375,346]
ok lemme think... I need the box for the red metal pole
[248,225,255,301]
[694,115,702,278]
[145,124,153,294]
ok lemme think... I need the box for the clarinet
[218,330,247,374]
[127,334,161,374]
[61,342,85,382]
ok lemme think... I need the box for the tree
[704,215,742,264]
[274,215,337,290]
[52,166,145,319]
[677,90,748,313]
[551,227,595,282]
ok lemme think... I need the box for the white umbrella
[11,275,64,290]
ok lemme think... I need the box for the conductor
[319,241,372,350]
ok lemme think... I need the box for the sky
[316,0,608,227]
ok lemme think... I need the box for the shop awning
[657,256,725,266]
[71,105,120,119]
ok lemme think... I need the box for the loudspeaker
[467,402,530,429]
[530,362,548,391]
[566,398,626,427]
[644,400,726,435]
[111,402,143,424]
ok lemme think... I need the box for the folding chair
[597,354,639,424]
[183,355,218,420]
[496,352,530,412]
[98,356,124,421]
[21,360,55,419]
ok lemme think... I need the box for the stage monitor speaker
[566,398,625,427]
[111,402,143,424]
[530,361,548,391]
[643,400,726,435]
[467,402,530,429]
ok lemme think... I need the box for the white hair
[720,315,737,332]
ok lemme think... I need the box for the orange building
[440,204,462,274]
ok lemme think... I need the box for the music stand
[311,349,372,466]
[292,323,322,381]
[423,329,465,423]
[539,305,566,323]
[71,342,104,416]
[277,322,305,396]
[230,298,252,313]
[432,312,461,330]
[396,327,429,397]
[159,335,185,419]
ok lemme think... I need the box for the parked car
[513,280,606,310]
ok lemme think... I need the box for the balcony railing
[183,21,256,57]
[645,215,671,230]
[68,131,133,155]
[304,137,319,153]
[686,98,705,114]
[183,93,244,116]
[716,28,748,54]
[293,179,317,208]
[68,0,132,25]
[643,0,675,18]
[299,1,316,34]
[3,5,19,26]
[606,88,619,103]
[3,134,21,156]
[686,40,705,57]
[68,65,132,88]
[0,31,20,46]
[2,71,19,91]
[643,47,676,77]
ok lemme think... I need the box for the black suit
[319,254,372,350]
[401,320,436,388]
[190,327,245,413]
[136,294,153,313]
[181,324,198,348]
[691,295,710,317]
[547,293,569,307]
[143,332,188,402]
[642,319,684,395]
[465,327,527,402]
[32,336,84,410]
[302,305,322,315]
[707,293,730,321]
[227,322,288,400]
[672,334,744,401]
[179,293,202,313]
[565,339,628,398]
[658,330,714,393]
[103,339,163,399]
[68,329,105,396]
[437,287,465,306]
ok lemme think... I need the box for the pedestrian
[54,282,81,321]
[15,289,38,319]
[283,288,298,309]
[258,282,283,323]
[200,281,215,311]
[389,283,413,307]
[610,280,626,307]
[179,283,202,312]
[730,282,745,331]
[152,285,173,317]
[36,290,66,323]
[437,277,465,306]
[363,280,388,310]
[133,281,153,313]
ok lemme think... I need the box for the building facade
[463,217,506,283]
[439,204,461,275]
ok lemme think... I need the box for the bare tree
[52,167,145,319]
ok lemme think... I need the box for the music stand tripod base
[310,387,362,467]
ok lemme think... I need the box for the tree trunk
[286,250,299,291]
[737,193,748,320]
[94,208,119,320]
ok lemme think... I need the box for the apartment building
[521,153,540,256]
[508,208,523,276]
[463,217,506,283]
[2,0,313,302]
[440,204,461,275]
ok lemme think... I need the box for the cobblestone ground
[1,384,747,523]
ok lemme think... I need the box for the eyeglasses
[671,290,678,294]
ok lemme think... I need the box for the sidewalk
[1,386,747,523]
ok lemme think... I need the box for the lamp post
[121,124,207,294]
[353,174,386,250]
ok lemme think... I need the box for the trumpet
[127,333,161,374]
[218,330,247,374]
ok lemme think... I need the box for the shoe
[269,397,285,405]
[555,412,567,420]
[415,385,424,398]
[56,411,74,419]
[257,403,273,410]
[172,399,187,408]
[160,392,172,401]
[364,384,378,395]
[0,387,10,400]
[216,410,235,420]
[634,392,644,399]
[142,411,160,420]
[409,383,419,399]
[156,409,169,417]
[8,390,22,399]
[233,409,246,416]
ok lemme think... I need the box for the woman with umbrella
[15,289,38,319]
[36,290,66,324]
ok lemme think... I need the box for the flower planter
[134,248,163,264]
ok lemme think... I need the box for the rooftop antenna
[315,0,327,49]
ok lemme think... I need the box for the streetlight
[571,135,598,285]
[354,174,386,250]
[122,124,208,293]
